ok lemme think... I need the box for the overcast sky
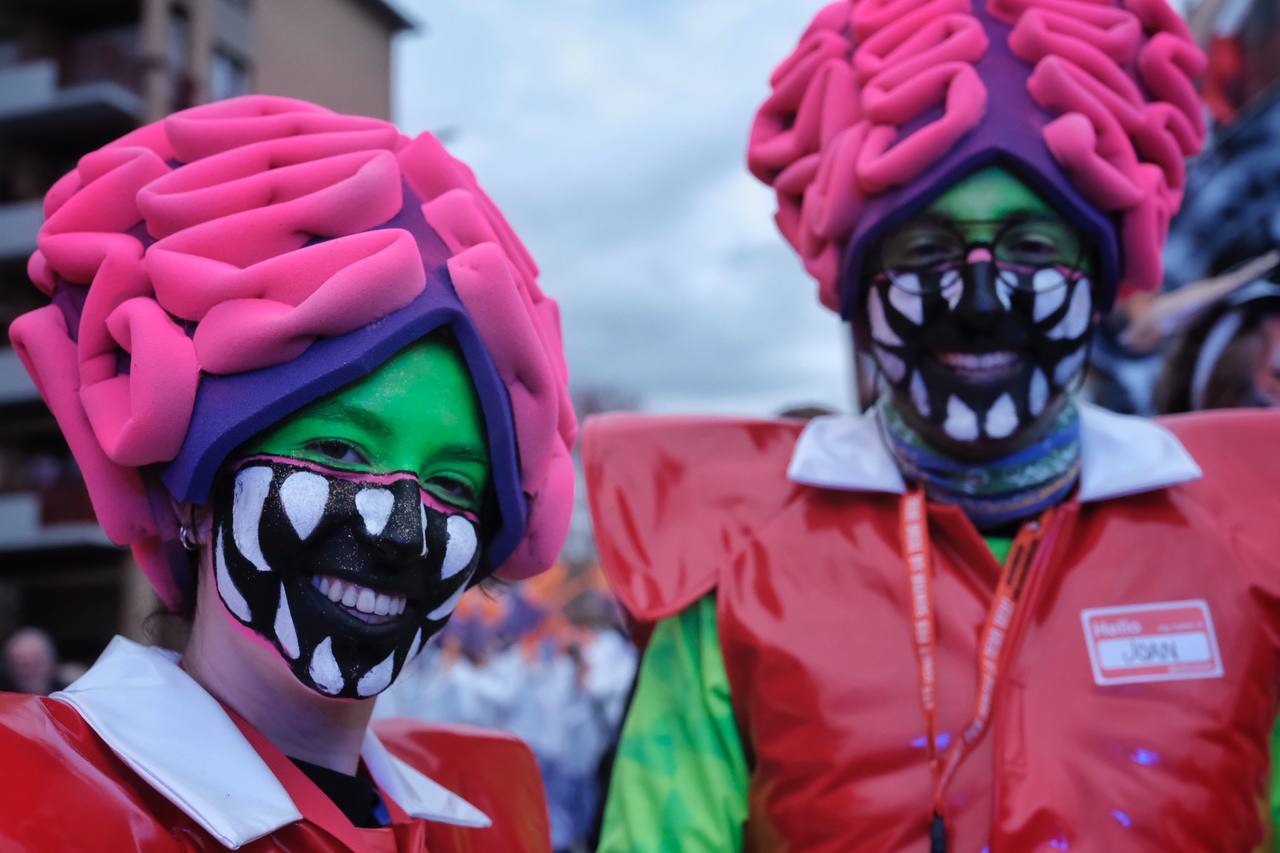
[392,1,854,416]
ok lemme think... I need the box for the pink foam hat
[10,96,577,609]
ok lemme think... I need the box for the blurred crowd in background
[0,0,1278,851]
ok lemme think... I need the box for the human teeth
[313,575,406,619]
[356,588,376,613]
[342,585,358,607]
[374,593,390,616]
[327,579,345,603]
[939,351,1017,370]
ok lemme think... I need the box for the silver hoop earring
[179,524,200,552]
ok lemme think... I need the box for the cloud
[394,1,852,415]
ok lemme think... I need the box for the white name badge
[1080,599,1224,687]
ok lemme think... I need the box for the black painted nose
[365,479,426,568]
[957,258,1004,330]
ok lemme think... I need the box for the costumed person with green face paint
[586,1,1280,850]
[0,95,575,851]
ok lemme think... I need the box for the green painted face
[245,333,491,514]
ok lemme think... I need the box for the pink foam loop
[150,228,422,323]
[160,96,381,161]
[80,297,200,466]
[26,252,54,297]
[1138,31,1207,142]
[447,243,577,580]
[42,148,170,239]
[192,235,425,374]
[855,12,988,87]
[139,139,403,239]
[8,306,157,545]
[1009,10,1144,103]
[858,65,987,193]
[806,124,871,241]
[852,0,969,42]
[1040,114,1143,210]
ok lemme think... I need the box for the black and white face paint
[865,251,1093,445]
[212,456,481,699]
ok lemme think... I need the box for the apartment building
[0,0,412,662]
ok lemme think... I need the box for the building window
[211,50,250,101]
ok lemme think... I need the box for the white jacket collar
[788,402,1202,502]
[52,636,490,850]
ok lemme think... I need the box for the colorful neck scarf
[877,395,1082,530]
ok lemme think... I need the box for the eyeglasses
[877,215,1086,295]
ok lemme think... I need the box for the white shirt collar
[52,636,490,850]
[788,402,1202,502]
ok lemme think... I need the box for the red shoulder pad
[1159,408,1280,522]
[372,718,551,853]
[583,415,804,627]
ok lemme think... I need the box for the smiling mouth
[933,350,1022,382]
[311,574,407,625]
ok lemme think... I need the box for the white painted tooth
[374,592,390,616]
[342,585,358,607]
[215,528,253,622]
[419,502,429,557]
[406,628,423,661]
[232,467,273,573]
[943,396,979,442]
[356,651,396,697]
[1032,273,1068,322]
[356,587,376,613]
[428,569,474,621]
[442,516,478,580]
[1047,281,1091,340]
[1032,267,1065,292]
[1029,368,1049,416]
[867,288,903,346]
[984,393,1018,439]
[279,472,329,541]
[940,269,964,310]
[910,371,931,418]
[874,346,907,384]
[308,636,344,695]
[274,583,300,660]
[1054,349,1087,387]
[327,579,345,603]
[996,270,1017,309]
[355,488,394,536]
[888,284,924,325]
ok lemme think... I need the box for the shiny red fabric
[0,693,550,851]
[585,409,1280,851]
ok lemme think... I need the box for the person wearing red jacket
[1,95,575,851]
[589,1,1280,850]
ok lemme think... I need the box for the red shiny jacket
[0,692,550,852]
[586,409,1280,851]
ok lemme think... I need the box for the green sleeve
[1271,715,1280,849]
[598,593,749,852]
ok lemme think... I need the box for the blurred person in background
[586,1,1280,850]
[0,95,576,851]
[377,567,637,853]
[1,627,65,695]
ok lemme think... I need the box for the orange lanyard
[898,488,1053,851]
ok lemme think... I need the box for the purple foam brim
[162,184,527,576]
[841,2,1121,328]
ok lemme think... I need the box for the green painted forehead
[927,165,1056,222]
[243,331,491,513]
